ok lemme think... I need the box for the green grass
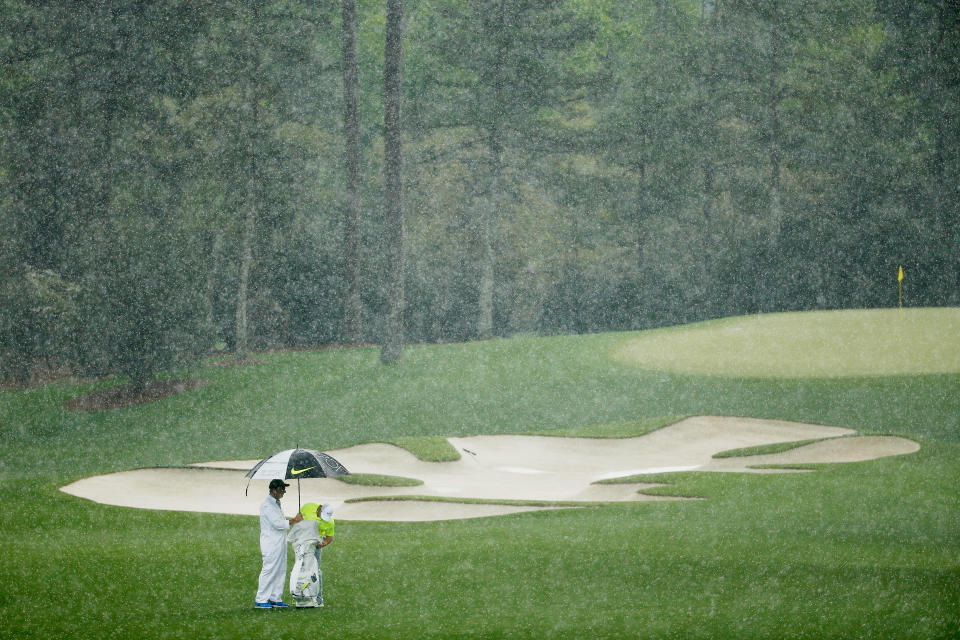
[343,495,608,508]
[615,307,960,377]
[386,435,461,461]
[711,438,828,458]
[338,473,423,487]
[523,415,685,438]
[1,309,958,639]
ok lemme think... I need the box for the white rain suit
[255,494,291,604]
[288,519,321,601]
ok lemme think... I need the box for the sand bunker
[60,416,919,521]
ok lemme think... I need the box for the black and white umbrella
[245,447,350,507]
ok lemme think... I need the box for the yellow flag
[898,266,904,282]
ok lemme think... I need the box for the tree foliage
[1,0,956,384]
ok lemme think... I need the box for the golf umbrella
[245,448,350,508]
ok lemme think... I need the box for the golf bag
[288,520,321,608]
[290,544,320,606]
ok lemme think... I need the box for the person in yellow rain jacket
[288,502,335,607]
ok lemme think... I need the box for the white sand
[60,416,918,521]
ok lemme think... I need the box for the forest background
[1,0,957,386]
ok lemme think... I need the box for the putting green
[614,308,960,378]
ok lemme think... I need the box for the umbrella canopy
[245,448,349,481]
[244,448,349,507]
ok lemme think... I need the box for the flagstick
[898,265,904,310]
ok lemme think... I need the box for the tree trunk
[702,0,716,19]
[476,0,508,340]
[767,1,784,248]
[235,5,261,361]
[634,160,648,270]
[341,0,363,344]
[476,179,497,340]
[930,0,958,303]
[381,0,405,363]
[700,0,719,222]
[235,180,256,361]
[654,0,669,30]
[206,232,223,335]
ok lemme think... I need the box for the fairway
[1,309,958,639]
[614,308,960,377]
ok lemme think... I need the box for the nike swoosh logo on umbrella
[291,466,316,475]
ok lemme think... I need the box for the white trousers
[255,542,287,603]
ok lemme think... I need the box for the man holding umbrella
[255,479,302,609]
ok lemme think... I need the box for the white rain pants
[255,495,290,604]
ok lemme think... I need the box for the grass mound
[338,473,423,487]
[386,436,461,461]
[712,438,828,458]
